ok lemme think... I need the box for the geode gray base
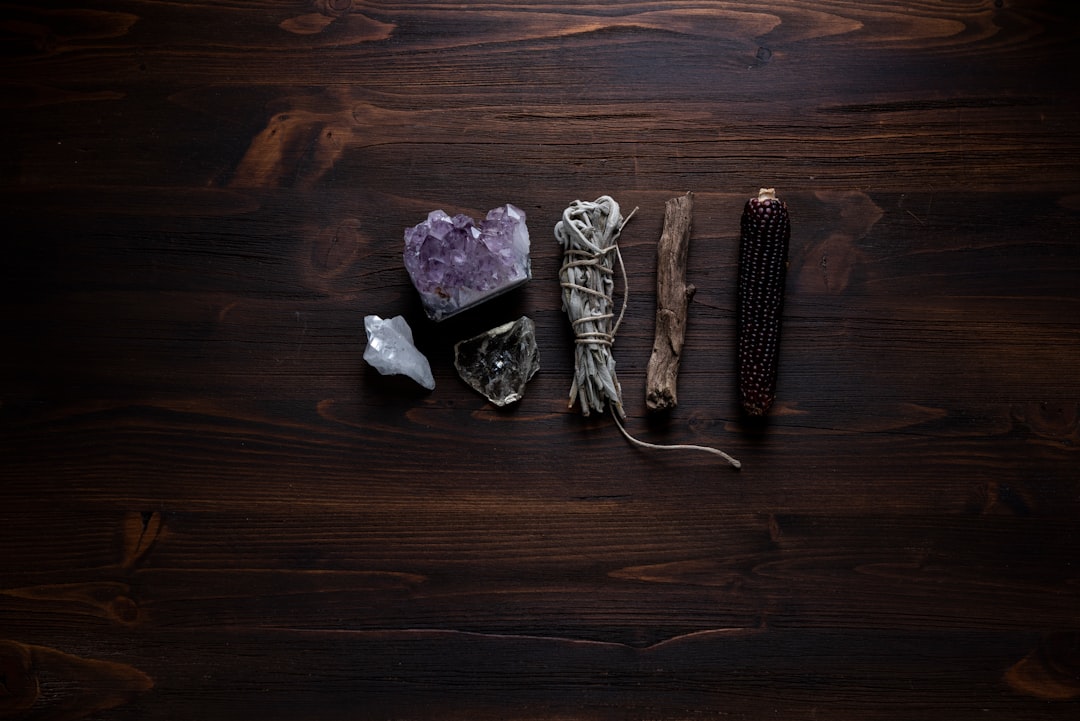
[453,316,539,406]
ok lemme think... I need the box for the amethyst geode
[403,204,531,321]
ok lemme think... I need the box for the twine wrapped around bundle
[556,196,740,469]
[555,195,632,418]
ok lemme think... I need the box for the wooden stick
[646,192,696,412]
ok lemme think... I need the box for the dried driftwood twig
[646,192,696,412]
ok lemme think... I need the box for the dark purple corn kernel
[737,188,790,417]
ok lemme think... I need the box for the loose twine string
[555,196,741,469]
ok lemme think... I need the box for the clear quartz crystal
[403,204,531,321]
[453,316,539,406]
[363,315,435,390]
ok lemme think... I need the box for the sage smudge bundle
[555,195,631,418]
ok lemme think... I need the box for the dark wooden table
[3,1,1079,719]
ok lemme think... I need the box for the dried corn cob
[737,188,790,417]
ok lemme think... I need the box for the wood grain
[646,192,696,412]
[3,1,1080,719]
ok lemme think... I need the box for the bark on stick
[646,192,696,412]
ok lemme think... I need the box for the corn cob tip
[757,188,777,202]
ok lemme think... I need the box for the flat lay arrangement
[3,2,1079,720]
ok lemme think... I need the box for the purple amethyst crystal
[403,204,531,321]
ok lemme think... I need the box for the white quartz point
[363,315,435,390]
